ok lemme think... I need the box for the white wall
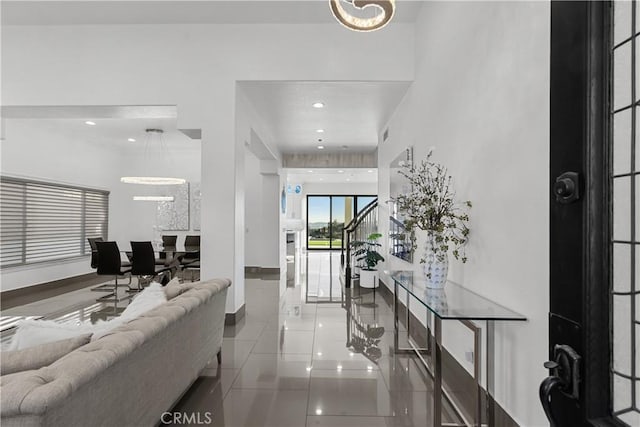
[1,118,201,291]
[378,2,549,425]
[244,148,262,267]
[244,148,279,269]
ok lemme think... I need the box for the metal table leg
[486,320,495,426]
[433,315,443,427]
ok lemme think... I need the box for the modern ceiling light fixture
[330,0,396,32]
[133,196,175,202]
[85,120,96,126]
[313,102,325,108]
[120,128,186,185]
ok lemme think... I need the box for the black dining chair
[131,241,173,290]
[158,235,178,265]
[94,241,132,302]
[184,235,200,251]
[180,235,200,274]
[88,237,103,269]
[162,235,178,247]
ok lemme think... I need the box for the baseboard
[1,272,103,310]
[378,278,519,427]
[224,303,245,326]
[244,266,280,279]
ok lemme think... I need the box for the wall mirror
[389,147,414,263]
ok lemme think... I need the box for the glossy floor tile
[211,389,309,427]
[231,353,312,390]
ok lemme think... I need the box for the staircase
[340,198,378,288]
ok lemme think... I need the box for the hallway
[171,252,461,426]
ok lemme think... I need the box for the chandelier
[330,0,395,32]
[120,129,186,186]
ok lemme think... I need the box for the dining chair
[131,241,173,290]
[180,235,200,275]
[184,235,200,250]
[161,235,178,247]
[94,241,132,302]
[87,237,103,269]
[158,235,178,265]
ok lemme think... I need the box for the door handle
[539,345,581,426]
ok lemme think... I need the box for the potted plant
[351,233,385,288]
[395,152,471,289]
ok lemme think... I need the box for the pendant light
[330,0,395,32]
[120,129,186,185]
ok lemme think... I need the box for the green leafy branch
[394,153,471,263]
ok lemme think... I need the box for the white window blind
[0,176,109,268]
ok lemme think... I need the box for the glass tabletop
[385,270,527,321]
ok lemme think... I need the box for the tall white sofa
[0,278,230,427]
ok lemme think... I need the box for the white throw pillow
[8,319,92,351]
[120,282,168,320]
[89,317,127,341]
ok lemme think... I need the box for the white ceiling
[287,168,377,185]
[4,117,197,150]
[240,81,410,154]
[2,106,197,148]
[1,1,425,26]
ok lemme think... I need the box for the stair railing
[341,198,378,288]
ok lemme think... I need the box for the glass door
[307,196,331,249]
[306,195,359,250]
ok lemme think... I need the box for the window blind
[0,176,109,268]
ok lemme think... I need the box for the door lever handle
[539,344,581,426]
[539,375,566,427]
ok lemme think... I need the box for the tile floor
[171,253,462,427]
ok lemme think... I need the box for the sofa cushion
[0,334,92,376]
[164,277,185,299]
[121,282,167,320]
[7,319,93,351]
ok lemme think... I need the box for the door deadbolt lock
[554,172,580,204]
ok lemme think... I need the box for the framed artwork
[192,182,201,231]
[157,182,190,231]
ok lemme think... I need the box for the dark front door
[545,1,638,425]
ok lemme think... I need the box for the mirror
[389,147,414,263]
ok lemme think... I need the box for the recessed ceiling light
[368,170,374,173]
[128,138,136,142]
[315,409,323,415]
[316,129,324,133]
[85,121,96,126]
[312,102,325,108]
[308,170,313,173]
[317,145,325,150]
[319,177,324,181]
[346,178,351,182]
[338,170,344,173]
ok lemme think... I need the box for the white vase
[424,288,448,312]
[423,231,449,289]
[359,269,378,288]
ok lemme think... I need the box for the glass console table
[386,270,527,427]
